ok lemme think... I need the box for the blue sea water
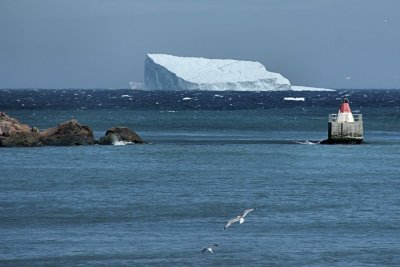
[1,89,400,266]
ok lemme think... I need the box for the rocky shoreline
[0,112,145,147]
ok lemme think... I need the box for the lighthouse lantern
[337,98,354,122]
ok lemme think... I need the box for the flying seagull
[224,208,255,230]
[202,244,219,254]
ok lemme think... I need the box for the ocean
[1,89,400,266]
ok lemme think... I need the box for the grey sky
[0,0,399,89]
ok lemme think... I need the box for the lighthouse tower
[321,98,363,144]
[337,98,354,122]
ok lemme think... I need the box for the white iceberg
[129,81,144,90]
[144,54,291,91]
[291,85,335,91]
[284,97,306,101]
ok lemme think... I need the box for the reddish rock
[0,112,42,147]
[40,119,95,146]
[1,113,144,147]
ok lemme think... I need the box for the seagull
[202,244,218,254]
[224,208,255,230]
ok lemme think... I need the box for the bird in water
[202,244,219,254]
[224,208,255,230]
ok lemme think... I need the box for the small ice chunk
[284,97,305,101]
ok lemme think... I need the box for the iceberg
[129,81,144,90]
[291,85,335,92]
[144,54,291,91]
[284,97,306,101]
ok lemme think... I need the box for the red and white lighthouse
[337,98,354,122]
[321,97,363,144]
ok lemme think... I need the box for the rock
[1,113,144,147]
[40,119,95,146]
[319,139,363,145]
[97,127,145,145]
[0,112,42,147]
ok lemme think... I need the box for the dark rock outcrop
[319,139,363,145]
[1,113,145,147]
[0,112,42,147]
[97,127,145,145]
[40,119,95,146]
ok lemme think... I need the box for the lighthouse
[321,98,363,144]
[337,98,354,122]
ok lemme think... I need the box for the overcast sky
[0,0,399,89]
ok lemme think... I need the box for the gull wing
[202,248,208,253]
[224,216,240,230]
[242,208,255,217]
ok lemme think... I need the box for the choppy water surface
[1,89,400,266]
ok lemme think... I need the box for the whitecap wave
[295,140,319,145]
[284,97,305,101]
[113,140,134,146]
